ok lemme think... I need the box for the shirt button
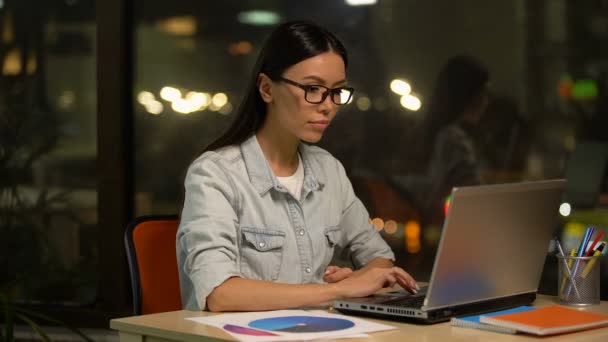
[298,229,305,236]
[259,242,266,248]
[305,267,311,273]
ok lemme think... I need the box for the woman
[422,55,490,222]
[177,20,418,312]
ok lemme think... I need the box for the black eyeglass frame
[278,77,354,105]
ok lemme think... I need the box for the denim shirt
[177,135,395,310]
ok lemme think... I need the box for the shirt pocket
[240,227,286,281]
[321,226,343,269]
[324,226,341,247]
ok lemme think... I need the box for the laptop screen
[424,180,565,310]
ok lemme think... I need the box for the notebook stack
[451,305,608,336]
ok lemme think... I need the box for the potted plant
[1,293,93,342]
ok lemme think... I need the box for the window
[132,1,607,299]
[1,0,98,305]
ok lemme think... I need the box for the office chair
[124,215,182,315]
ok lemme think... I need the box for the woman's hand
[323,266,353,283]
[333,266,419,299]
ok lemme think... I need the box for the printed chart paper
[187,310,395,341]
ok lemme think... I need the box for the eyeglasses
[278,77,354,105]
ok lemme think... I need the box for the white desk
[110,295,608,342]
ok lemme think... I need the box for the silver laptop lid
[423,179,565,310]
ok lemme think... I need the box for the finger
[340,267,353,277]
[324,266,339,275]
[396,277,417,294]
[396,277,418,293]
[324,273,338,283]
[324,268,353,283]
[383,274,397,288]
[390,271,417,293]
[324,273,340,283]
[324,267,343,282]
[391,267,419,291]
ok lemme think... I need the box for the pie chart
[248,316,355,333]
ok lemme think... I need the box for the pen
[569,227,594,282]
[565,228,593,297]
[584,231,604,257]
[555,238,582,299]
[581,245,604,278]
[567,248,576,268]
[559,248,577,294]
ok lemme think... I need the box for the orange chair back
[124,215,182,315]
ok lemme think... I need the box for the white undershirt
[276,154,304,200]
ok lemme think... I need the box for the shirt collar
[240,135,325,196]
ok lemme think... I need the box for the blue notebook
[451,306,536,334]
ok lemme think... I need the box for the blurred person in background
[420,55,490,223]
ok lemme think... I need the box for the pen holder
[557,255,601,306]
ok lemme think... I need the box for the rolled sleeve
[340,199,395,268]
[335,161,395,268]
[177,154,241,310]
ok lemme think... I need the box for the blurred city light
[2,48,21,75]
[384,220,398,234]
[371,217,385,231]
[356,96,371,111]
[58,90,75,110]
[345,0,377,6]
[562,221,587,250]
[390,79,411,95]
[208,103,221,112]
[26,54,36,74]
[444,195,452,216]
[160,86,182,102]
[156,87,230,114]
[405,220,421,254]
[219,102,233,115]
[400,94,421,111]
[137,91,155,105]
[558,74,574,99]
[171,98,194,114]
[559,202,571,217]
[228,41,253,56]
[237,10,281,26]
[572,79,598,100]
[145,101,164,115]
[156,16,197,36]
[186,91,211,110]
[212,93,228,108]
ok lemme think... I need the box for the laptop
[334,179,565,323]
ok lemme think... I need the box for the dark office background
[1,0,607,328]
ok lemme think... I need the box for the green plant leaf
[1,294,14,342]
[14,308,94,342]
[14,313,51,342]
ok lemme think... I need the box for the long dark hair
[422,55,489,149]
[204,20,348,152]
